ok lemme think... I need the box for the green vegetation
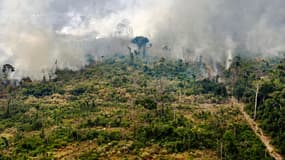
[230,57,285,155]
[0,55,279,159]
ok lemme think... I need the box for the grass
[0,56,273,159]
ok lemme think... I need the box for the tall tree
[1,64,16,117]
[131,36,150,58]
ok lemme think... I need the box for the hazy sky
[0,0,285,79]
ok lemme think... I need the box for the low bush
[135,97,157,110]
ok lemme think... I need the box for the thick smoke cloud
[0,0,284,79]
[0,0,86,79]
[147,0,285,61]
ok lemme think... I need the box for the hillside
[0,55,283,160]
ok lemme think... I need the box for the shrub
[22,83,64,98]
[70,85,88,96]
[0,137,9,150]
[79,151,99,160]
[135,97,157,110]
[97,131,122,145]
[31,120,43,131]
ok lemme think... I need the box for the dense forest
[0,54,283,159]
[231,57,285,155]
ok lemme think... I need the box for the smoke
[0,0,285,79]
[146,0,285,60]
[0,0,87,80]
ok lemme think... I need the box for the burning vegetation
[0,51,284,159]
[0,0,285,159]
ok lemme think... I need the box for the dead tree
[1,64,16,117]
[128,46,134,64]
[254,83,260,120]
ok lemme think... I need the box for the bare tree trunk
[5,90,14,117]
[220,142,223,160]
[174,109,176,122]
[254,84,260,120]
[231,68,235,107]
[179,88,182,103]
[6,98,11,116]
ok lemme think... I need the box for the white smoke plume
[0,0,285,79]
